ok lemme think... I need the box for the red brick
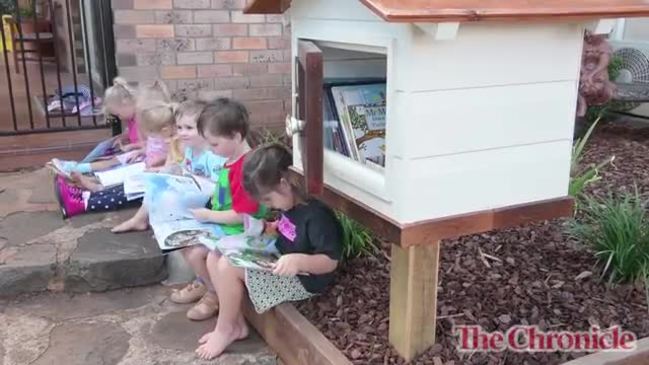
[232,63,268,77]
[250,50,283,63]
[232,37,267,50]
[177,52,214,64]
[113,24,135,38]
[232,87,290,101]
[268,63,291,74]
[135,24,174,38]
[214,77,251,90]
[134,0,172,9]
[155,10,192,23]
[195,38,231,51]
[213,23,247,36]
[173,0,210,8]
[246,100,285,115]
[211,0,245,9]
[249,24,282,37]
[214,50,248,63]
[116,39,157,52]
[113,10,155,24]
[198,65,233,77]
[230,10,265,23]
[193,10,229,23]
[161,66,197,79]
[112,0,134,10]
[266,14,286,23]
[198,89,233,101]
[249,74,283,87]
[267,37,291,50]
[175,24,212,37]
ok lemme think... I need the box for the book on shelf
[329,82,386,167]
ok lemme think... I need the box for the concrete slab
[31,322,130,365]
[0,286,277,365]
[11,286,166,321]
[0,243,56,296]
[151,310,269,355]
[64,229,166,292]
[0,211,65,247]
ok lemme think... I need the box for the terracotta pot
[18,18,50,34]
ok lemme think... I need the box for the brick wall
[111,0,291,129]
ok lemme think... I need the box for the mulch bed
[296,120,649,365]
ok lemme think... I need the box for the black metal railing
[0,0,116,135]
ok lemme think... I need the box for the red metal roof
[245,0,649,22]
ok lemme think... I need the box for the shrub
[569,116,615,202]
[569,189,649,284]
[336,211,376,261]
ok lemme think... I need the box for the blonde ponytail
[103,77,137,114]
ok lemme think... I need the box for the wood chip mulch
[296,121,649,365]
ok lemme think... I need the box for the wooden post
[389,242,440,362]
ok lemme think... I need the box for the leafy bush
[0,0,15,16]
[569,116,614,201]
[569,189,649,284]
[336,211,376,260]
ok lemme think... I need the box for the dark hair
[243,143,298,199]
[197,98,249,139]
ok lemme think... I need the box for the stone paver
[0,285,276,365]
[0,168,167,296]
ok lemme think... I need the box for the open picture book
[142,172,222,252]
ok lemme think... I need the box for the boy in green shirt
[169,98,264,320]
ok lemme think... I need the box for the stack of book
[322,79,387,168]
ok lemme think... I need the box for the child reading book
[46,77,144,177]
[168,98,265,321]
[54,95,177,218]
[111,99,226,233]
[195,143,343,360]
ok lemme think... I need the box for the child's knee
[185,245,208,265]
[206,251,221,267]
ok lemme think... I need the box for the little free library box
[246,0,649,362]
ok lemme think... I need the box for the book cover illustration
[330,83,387,166]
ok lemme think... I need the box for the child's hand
[272,254,304,276]
[190,208,213,222]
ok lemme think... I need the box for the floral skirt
[244,269,314,313]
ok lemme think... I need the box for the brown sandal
[187,292,219,321]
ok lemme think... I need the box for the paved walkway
[0,285,275,365]
[0,168,276,364]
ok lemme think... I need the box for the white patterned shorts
[244,269,314,313]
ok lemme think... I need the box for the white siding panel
[395,141,572,223]
[402,81,578,158]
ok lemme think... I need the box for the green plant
[0,0,15,15]
[569,188,649,284]
[336,211,376,260]
[569,116,615,200]
[249,127,288,148]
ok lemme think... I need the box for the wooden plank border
[288,168,574,247]
[243,301,352,365]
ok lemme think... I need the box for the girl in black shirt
[196,143,343,360]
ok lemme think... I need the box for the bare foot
[237,316,249,340]
[111,217,148,233]
[70,172,103,192]
[195,325,246,360]
[198,332,211,344]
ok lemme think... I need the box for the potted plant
[15,2,50,34]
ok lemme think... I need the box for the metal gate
[0,0,116,135]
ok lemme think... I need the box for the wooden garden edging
[243,300,352,365]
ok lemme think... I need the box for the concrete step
[0,168,167,297]
[0,285,277,365]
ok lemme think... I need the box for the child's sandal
[186,292,218,321]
